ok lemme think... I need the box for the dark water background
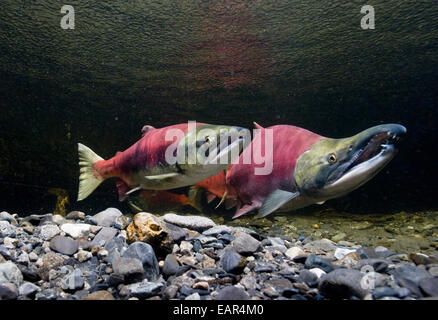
[0,1,437,221]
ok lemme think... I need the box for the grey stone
[0,221,14,236]
[334,248,356,260]
[305,254,335,273]
[162,214,216,232]
[39,224,60,241]
[419,277,438,297]
[18,282,40,298]
[354,259,389,273]
[319,269,368,299]
[92,208,123,227]
[49,236,79,255]
[90,227,118,247]
[392,264,432,287]
[203,225,232,236]
[165,222,188,242]
[61,269,84,291]
[0,282,18,300]
[298,269,318,285]
[0,262,23,286]
[35,289,58,300]
[163,254,180,277]
[0,212,17,225]
[285,247,305,260]
[122,242,159,281]
[303,239,336,256]
[373,286,399,299]
[233,233,260,255]
[112,257,144,283]
[126,281,163,299]
[216,286,250,300]
[220,249,246,274]
[163,284,179,299]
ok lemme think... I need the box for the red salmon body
[226,125,324,218]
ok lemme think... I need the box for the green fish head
[177,124,250,178]
[294,124,406,200]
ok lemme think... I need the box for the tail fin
[77,143,105,201]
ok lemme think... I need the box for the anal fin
[258,189,300,218]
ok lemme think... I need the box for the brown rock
[126,212,173,255]
[333,252,361,268]
[37,252,65,280]
[84,290,115,300]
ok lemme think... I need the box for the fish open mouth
[326,125,406,190]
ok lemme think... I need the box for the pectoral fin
[125,186,142,195]
[144,172,181,180]
[258,189,300,218]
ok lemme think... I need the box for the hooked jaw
[319,124,407,198]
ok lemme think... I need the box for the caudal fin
[77,143,105,201]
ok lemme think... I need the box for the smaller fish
[77,122,248,201]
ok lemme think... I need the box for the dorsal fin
[141,125,156,137]
[253,122,264,129]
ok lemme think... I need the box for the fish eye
[327,153,337,164]
[348,145,353,152]
[205,136,210,143]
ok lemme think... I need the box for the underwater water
[1,1,437,255]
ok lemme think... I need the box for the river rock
[18,282,40,298]
[233,233,261,255]
[112,257,144,283]
[66,211,86,220]
[49,236,79,255]
[203,225,232,236]
[333,252,361,268]
[124,281,163,299]
[165,222,188,242]
[220,249,246,274]
[92,208,123,227]
[162,214,216,232]
[392,264,432,291]
[419,277,438,297]
[0,212,17,226]
[303,239,337,257]
[319,269,368,299]
[285,247,305,260]
[37,252,64,280]
[309,268,326,279]
[0,221,14,237]
[373,286,399,299]
[409,253,438,265]
[334,248,356,260]
[61,269,84,291]
[126,212,173,255]
[0,262,23,286]
[305,254,335,273]
[61,223,93,239]
[122,242,159,281]
[355,259,389,273]
[215,285,250,300]
[84,290,115,300]
[0,282,18,300]
[90,227,118,247]
[163,254,180,277]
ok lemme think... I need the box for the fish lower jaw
[321,144,396,198]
